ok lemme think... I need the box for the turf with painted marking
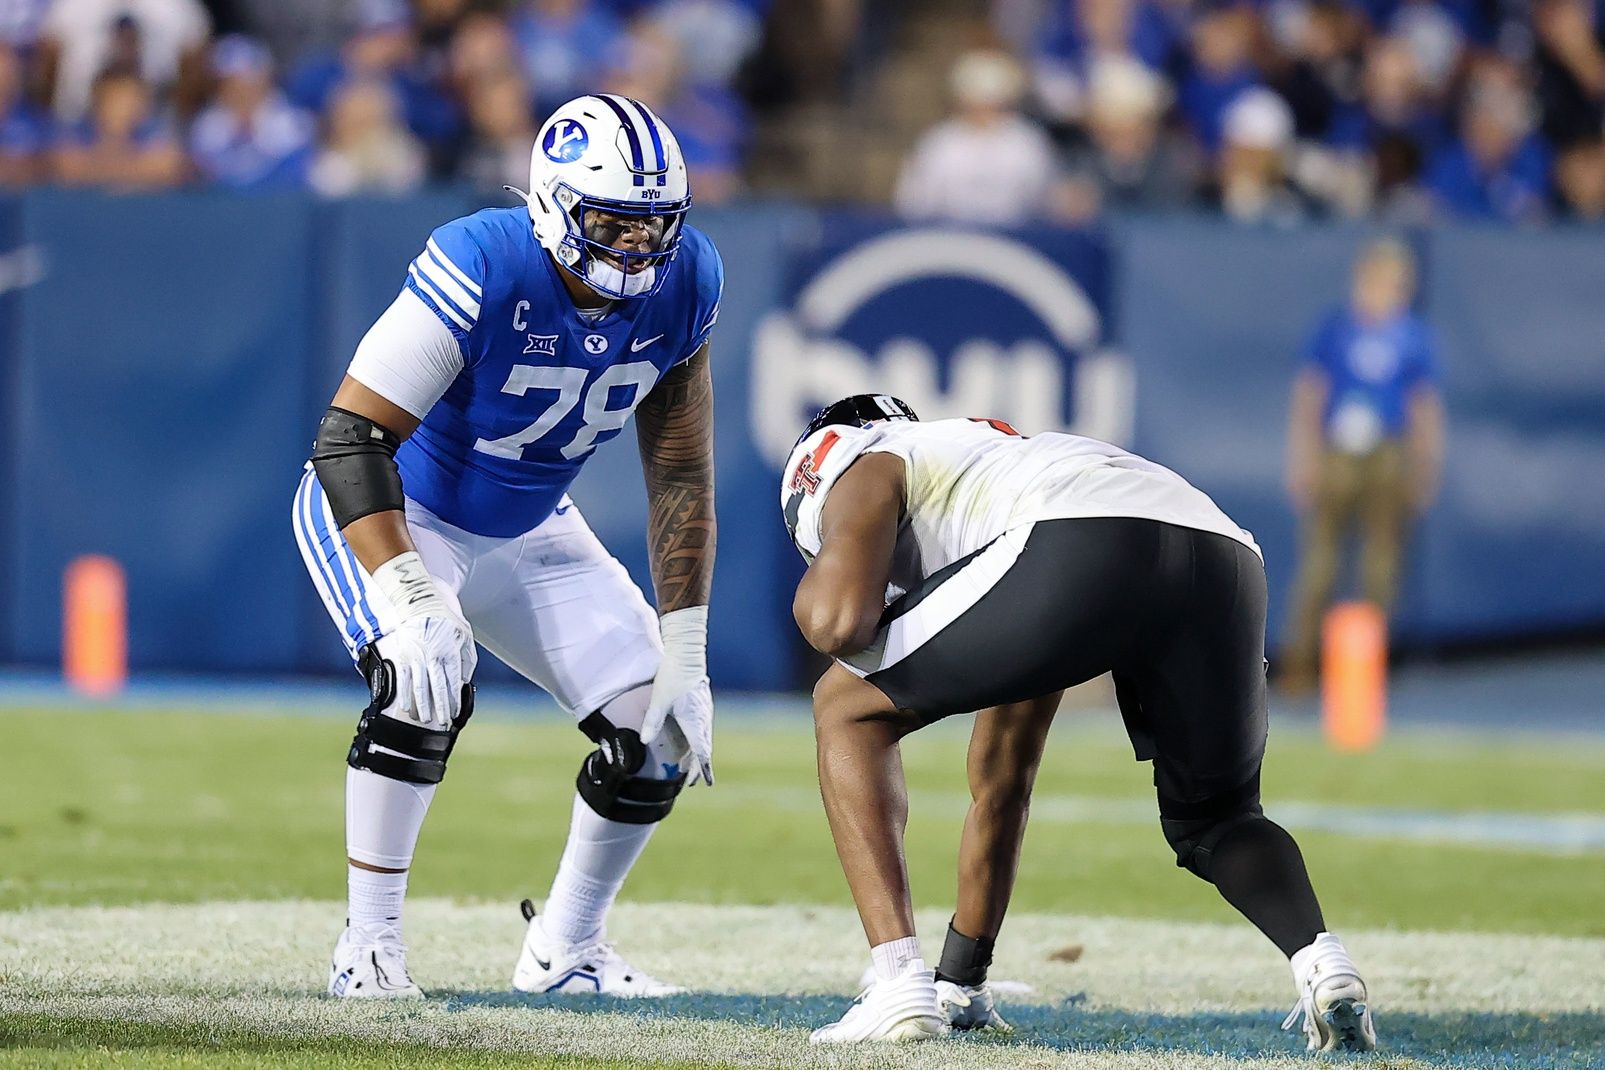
[6,704,1605,1068]
[8,707,1605,934]
[3,901,1603,1068]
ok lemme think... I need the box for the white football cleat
[1283,933,1377,1052]
[810,962,949,1044]
[937,978,1013,1033]
[512,899,685,997]
[328,923,424,1000]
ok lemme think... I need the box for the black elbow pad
[311,407,406,528]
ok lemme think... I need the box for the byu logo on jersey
[750,228,1134,465]
[543,120,589,162]
[584,333,608,354]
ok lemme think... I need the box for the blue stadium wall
[1,190,1602,689]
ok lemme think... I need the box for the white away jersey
[781,418,1259,582]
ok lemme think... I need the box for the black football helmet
[796,394,919,448]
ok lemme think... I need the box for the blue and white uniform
[293,206,723,715]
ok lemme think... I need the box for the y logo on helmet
[751,228,1134,466]
[543,120,589,162]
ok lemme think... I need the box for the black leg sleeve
[1205,817,1326,958]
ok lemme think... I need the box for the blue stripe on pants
[294,470,370,655]
[312,484,383,641]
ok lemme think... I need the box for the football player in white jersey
[781,395,1377,1053]
[292,95,720,999]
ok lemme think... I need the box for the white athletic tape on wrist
[371,551,447,622]
[657,605,708,674]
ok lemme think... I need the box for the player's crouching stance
[782,396,1377,1052]
[292,95,720,1000]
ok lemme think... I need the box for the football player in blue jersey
[292,94,721,999]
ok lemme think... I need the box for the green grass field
[5,699,1605,1068]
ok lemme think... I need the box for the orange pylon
[1321,601,1386,752]
[63,555,127,697]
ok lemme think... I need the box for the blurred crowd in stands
[0,0,1600,224]
[0,0,767,198]
[901,0,1605,224]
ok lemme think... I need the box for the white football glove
[370,552,476,730]
[640,606,714,785]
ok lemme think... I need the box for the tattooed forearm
[636,344,716,614]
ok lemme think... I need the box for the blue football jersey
[396,207,723,537]
[1303,306,1439,442]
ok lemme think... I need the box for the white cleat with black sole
[937,978,1013,1033]
[512,899,685,997]
[328,923,424,1000]
[1283,932,1378,1052]
[810,962,949,1044]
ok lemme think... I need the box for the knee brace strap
[347,645,474,785]
[575,711,687,824]
[1160,773,1264,882]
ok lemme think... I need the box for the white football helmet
[520,94,691,300]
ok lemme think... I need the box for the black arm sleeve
[310,407,407,529]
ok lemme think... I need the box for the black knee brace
[1159,773,1266,882]
[574,711,687,824]
[347,644,474,784]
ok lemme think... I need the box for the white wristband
[371,551,447,622]
[657,605,708,676]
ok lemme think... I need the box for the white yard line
[2,900,1602,1069]
[701,784,1605,856]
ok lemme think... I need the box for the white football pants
[291,466,662,717]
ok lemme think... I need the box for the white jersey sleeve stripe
[426,237,483,298]
[415,251,481,320]
[407,263,472,331]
